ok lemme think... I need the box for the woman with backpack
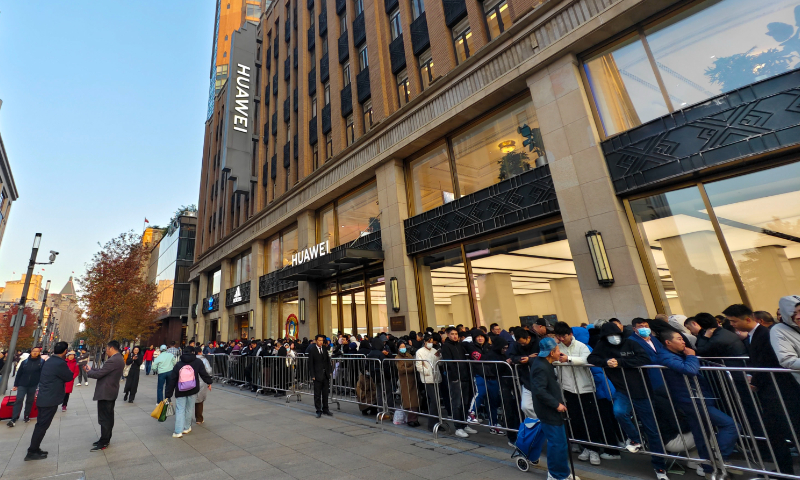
[165,347,214,438]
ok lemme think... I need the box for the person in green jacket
[151,345,177,404]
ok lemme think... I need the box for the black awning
[281,248,383,281]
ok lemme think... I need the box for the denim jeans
[173,395,196,434]
[145,360,152,375]
[677,399,737,473]
[157,372,170,403]
[471,376,500,426]
[612,391,666,470]
[542,423,571,480]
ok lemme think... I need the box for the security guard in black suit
[308,334,332,417]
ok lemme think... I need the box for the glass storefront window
[231,252,251,285]
[704,162,800,312]
[409,144,455,215]
[416,248,472,329]
[584,0,800,137]
[337,183,381,245]
[281,227,298,268]
[452,98,544,196]
[281,291,299,338]
[211,270,221,295]
[629,186,742,316]
[466,223,587,328]
[319,205,336,246]
[368,272,387,336]
[267,236,281,273]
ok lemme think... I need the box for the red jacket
[65,359,79,394]
[143,349,155,361]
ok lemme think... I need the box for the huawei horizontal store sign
[292,241,330,267]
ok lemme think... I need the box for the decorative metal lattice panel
[341,86,353,117]
[356,67,370,104]
[389,35,406,74]
[410,13,429,56]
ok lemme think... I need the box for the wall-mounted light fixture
[586,230,614,287]
[299,298,306,324]
[498,140,516,153]
[390,277,400,312]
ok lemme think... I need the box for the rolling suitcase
[0,393,38,420]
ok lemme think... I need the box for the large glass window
[452,97,544,196]
[397,69,410,106]
[419,49,434,90]
[408,144,455,215]
[211,270,221,295]
[415,222,588,330]
[484,0,511,40]
[453,19,474,65]
[337,183,381,245]
[629,187,743,316]
[703,162,800,313]
[281,227,298,268]
[390,9,402,40]
[368,271,388,335]
[319,205,336,245]
[267,236,282,272]
[411,0,425,19]
[584,0,800,137]
[231,252,252,285]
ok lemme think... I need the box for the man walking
[152,344,175,404]
[530,337,580,480]
[8,346,44,427]
[85,340,124,451]
[308,334,332,418]
[24,342,74,461]
[76,349,90,386]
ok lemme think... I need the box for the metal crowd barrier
[194,351,800,479]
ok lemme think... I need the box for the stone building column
[220,258,232,341]
[376,159,420,335]
[526,54,657,321]
[251,241,265,339]
[296,210,318,339]
[187,280,199,342]
[197,274,208,344]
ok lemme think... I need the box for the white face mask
[426,343,434,349]
[608,335,622,345]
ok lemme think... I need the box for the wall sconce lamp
[299,298,306,324]
[586,230,614,287]
[390,277,400,312]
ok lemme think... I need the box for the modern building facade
[0,131,19,252]
[146,214,197,346]
[189,0,800,343]
[208,0,268,119]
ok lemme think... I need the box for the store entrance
[234,313,249,341]
[317,265,387,338]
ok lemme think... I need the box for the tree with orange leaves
[0,306,37,350]
[77,231,158,346]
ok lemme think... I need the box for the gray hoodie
[770,295,800,385]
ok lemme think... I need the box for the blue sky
[0,1,215,293]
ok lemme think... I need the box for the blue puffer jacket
[573,326,615,400]
[656,349,712,403]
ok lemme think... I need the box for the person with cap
[530,336,580,480]
[532,318,553,343]
[152,344,176,404]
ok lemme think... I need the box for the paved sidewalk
[0,373,644,480]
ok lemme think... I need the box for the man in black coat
[308,334,332,418]
[8,346,44,426]
[724,304,800,475]
[24,342,74,461]
[85,340,124,451]
[440,327,474,438]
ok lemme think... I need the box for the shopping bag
[158,400,171,422]
[165,400,175,418]
[151,401,165,420]
[392,409,407,425]
[123,364,132,377]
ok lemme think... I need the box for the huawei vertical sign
[232,64,251,134]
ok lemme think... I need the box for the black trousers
[313,377,330,414]
[62,393,70,407]
[97,400,115,445]
[28,405,58,453]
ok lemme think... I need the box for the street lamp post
[0,234,43,396]
[33,280,51,347]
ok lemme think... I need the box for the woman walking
[62,351,80,412]
[123,346,142,403]
[194,346,212,424]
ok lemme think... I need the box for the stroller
[511,417,544,472]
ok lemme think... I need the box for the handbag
[151,401,165,420]
[165,400,175,418]
[123,364,132,377]
[158,400,170,422]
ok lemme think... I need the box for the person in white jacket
[415,335,442,432]
[553,321,614,466]
[771,295,800,386]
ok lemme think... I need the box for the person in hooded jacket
[506,329,537,419]
[692,312,747,365]
[466,331,503,433]
[588,323,668,480]
[396,341,420,427]
[165,347,213,438]
[771,295,800,386]
[440,327,475,438]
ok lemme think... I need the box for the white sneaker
[695,466,705,477]
[454,429,469,438]
[600,453,621,460]
[654,469,669,480]
[572,444,583,453]
[463,426,477,434]
[625,439,642,453]
[548,474,580,480]
[172,433,183,438]
[589,450,600,466]
[84,382,88,386]
[182,427,191,434]
[578,448,590,461]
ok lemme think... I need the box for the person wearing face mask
[588,323,669,480]
[396,342,420,427]
[627,319,665,392]
[415,334,442,432]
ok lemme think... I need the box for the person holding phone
[123,346,142,403]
